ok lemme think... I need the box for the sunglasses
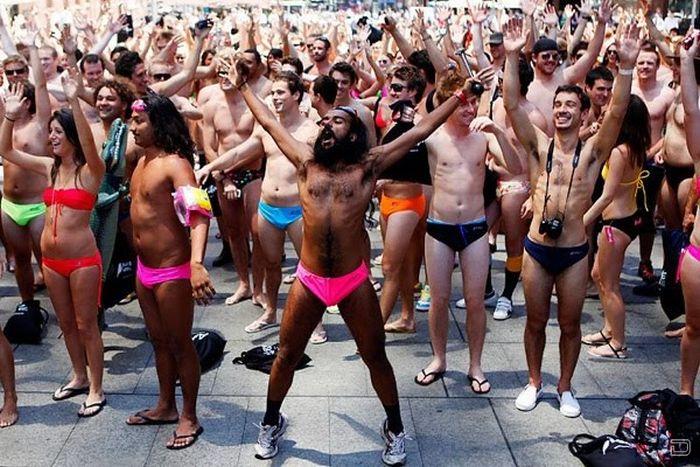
[539,52,559,61]
[378,59,390,65]
[5,68,27,76]
[607,50,618,56]
[390,83,406,93]
[152,73,172,81]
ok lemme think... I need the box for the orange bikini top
[43,188,96,238]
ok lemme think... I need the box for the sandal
[126,409,179,426]
[166,426,204,450]
[414,368,445,386]
[384,320,416,334]
[52,383,89,401]
[309,330,328,345]
[581,330,611,346]
[467,375,491,394]
[78,398,107,418]
[244,319,279,334]
[588,341,628,360]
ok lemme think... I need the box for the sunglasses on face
[390,83,407,93]
[5,68,27,76]
[378,59,390,65]
[152,73,172,81]
[539,52,559,61]
[607,50,618,56]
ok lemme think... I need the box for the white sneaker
[415,286,430,311]
[455,298,466,309]
[493,297,513,320]
[380,419,407,466]
[282,273,296,284]
[515,384,543,412]
[557,390,581,418]
[254,412,288,459]
[372,253,383,266]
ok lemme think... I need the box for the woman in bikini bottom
[0,80,107,417]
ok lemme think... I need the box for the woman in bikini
[678,33,700,396]
[0,75,106,416]
[365,64,427,333]
[582,95,651,359]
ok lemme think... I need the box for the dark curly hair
[93,80,136,119]
[329,61,358,85]
[49,109,86,185]
[114,51,143,79]
[141,94,196,165]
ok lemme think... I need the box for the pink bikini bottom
[137,257,191,289]
[296,261,370,307]
[677,243,700,282]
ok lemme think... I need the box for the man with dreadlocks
[125,94,215,450]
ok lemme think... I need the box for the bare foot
[225,285,253,306]
[384,319,416,334]
[0,401,18,428]
[252,293,268,308]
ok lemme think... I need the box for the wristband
[453,89,468,105]
[581,15,592,21]
[5,116,15,122]
[236,80,248,90]
[618,68,634,76]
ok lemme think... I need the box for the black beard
[313,127,365,170]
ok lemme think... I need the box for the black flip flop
[52,384,89,401]
[166,426,204,450]
[126,410,179,426]
[467,375,491,394]
[414,368,445,386]
[78,399,107,418]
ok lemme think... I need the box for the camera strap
[541,138,582,222]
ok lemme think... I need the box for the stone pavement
[0,227,687,466]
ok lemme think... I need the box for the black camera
[195,19,213,31]
[539,215,564,239]
[469,81,485,96]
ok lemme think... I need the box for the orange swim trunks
[379,193,426,218]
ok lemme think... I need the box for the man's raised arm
[231,60,312,168]
[681,31,700,162]
[502,18,544,158]
[591,22,641,161]
[564,0,611,85]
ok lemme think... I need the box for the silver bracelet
[618,68,634,76]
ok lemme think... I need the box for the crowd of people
[0,1,698,465]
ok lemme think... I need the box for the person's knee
[466,294,485,313]
[166,336,195,360]
[685,319,700,341]
[275,345,304,372]
[525,311,548,333]
[558,315,582,337]
[360,344,390,370]
[75,315,99,339]
[381,257,402,279]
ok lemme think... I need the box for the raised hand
[578,0,593,19]
[108,14,129,34]
[194,19,213,39]
[437,6,452,24]
[60,25,77,55]
[521,0,536,18]
[61,68,80,101]
[503,17,528,54]
[18,25,38,48]
[469,116,498,133]
[616,20,643,69]
[681,30,700,60]
[4,83,27,120]
[381,15,397,33]
[598,0,613,24]
[467,1,489,24]
[543,4,559,28]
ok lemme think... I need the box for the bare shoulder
[661,85,676,105]
[197,84,220,105]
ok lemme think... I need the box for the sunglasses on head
[5,68,27,76]
[152,73,172,81]
[390,83,406,93]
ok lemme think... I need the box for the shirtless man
[38,45,66,105]
[198,61,265,308]
[125,94,214,450]
[414,69,522,393]
[490,59,549,320]
[632,45,676,285]
[305,36,333,77]
[581,67,614,141]
[330,62,377,147]
[1,31,51,315]
[229,54,485,466]
[196,72,324,340]
[503,18,640,418]
[78,54,105,123]
[526,0,611,135]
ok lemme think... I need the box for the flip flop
[384,321,416,334]
[126,409,179,426]
[166,426,204,450]
[244,320,279,334]
[52,384,89,401]
[467,375,491,394]
[371,280,382,292]
[78,398,107,418]
[310,330,328,344]
[414,368,445,386]
[581,330,610,346]
[588,342,628,360]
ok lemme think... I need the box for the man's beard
[313,126,365,170]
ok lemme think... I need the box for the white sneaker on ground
[380,419,407,466]
[557,390,581,418]
[493,297,513,320]
[456,297,466,309]
[282,273,296,284]
[456,291,499,310]
[415,286,430,311]
[254,412,288,460]
[515,384,543,412]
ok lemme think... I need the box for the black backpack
[3,300,49,344]
[101,229,136,310]
[232,344,311,374]
[569,434,645,467]
[191,330,226,373]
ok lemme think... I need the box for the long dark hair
[142,94,195,165]
[49,109,86,186]
[616,94,651,170]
